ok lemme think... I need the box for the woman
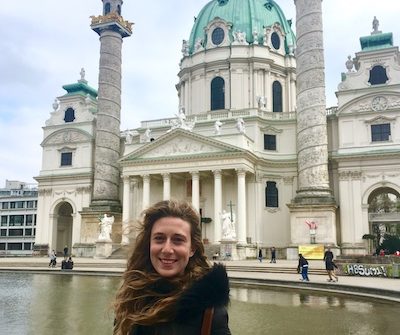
[114,200,231,335]
[323,247,338,282]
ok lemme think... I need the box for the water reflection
[0,273,399,335]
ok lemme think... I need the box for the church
[34,0,400,259]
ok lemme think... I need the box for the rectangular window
[10,202,16,209]
[24,243,32,250]
[27,201,34,208]
[266,181,279,208]
[264,134,277,151]
[26,215,33,226]
[9,215,24,226]
[34,214,37,226]
[0,229,6,236]
[25,228,32,236]
[0,243,5,250]
[1,216,7,226]
[61,152,73,166]
[16,201,24,209]
[8,243,23,250]
[371,123,391,142]
[9,229,23,236]
[2,202,8,209]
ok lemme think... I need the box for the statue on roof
[372,16,381,34]
[236,117,246,134]
[181,39,189,57]
[214,120,223,135]
[345,55,354,72]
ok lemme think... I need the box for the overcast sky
[0,0,399,185]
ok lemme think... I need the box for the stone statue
[80,68,86,81]
[144,128,152,142]
[98,214,114,241]
[372,16,380,34]
[252,30,259,45]
[236,117,245,134]
[123,129,133,144]
[214,120,223,135]
[170,107,195,132]
[194,38,203,52]
[345,55,354,72]
[257,96,266,109]
[233,30,247,45]
[181,39,189,57]
[221,210,236,240]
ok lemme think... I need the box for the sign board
[298,244,324,260]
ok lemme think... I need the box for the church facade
[34,0,400,259]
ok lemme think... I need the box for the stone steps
[224,265,327,275]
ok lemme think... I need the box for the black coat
[131,263,231,335]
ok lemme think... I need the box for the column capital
[235,168,247,177]
[213,169,222,177]
[122,175,131,183]
[190,171,200,177]
[162,173,170,179]
[142,174,150,182]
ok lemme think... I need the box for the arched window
[272,81,282,112]
[265,181,278,207]
[104,3,111,15]
[64,108,75,123]
[368,65,388,85]
[211,77,225,110]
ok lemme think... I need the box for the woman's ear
[190,249,195,257]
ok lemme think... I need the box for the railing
[369,212,400,221]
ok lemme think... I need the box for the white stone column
[213,170,222,243]
[294,0,332,200]
[121,176,131,245]
[237,169,247,244]
[191,171,200,212]
[162,173,171,201]
[142,174,150,210]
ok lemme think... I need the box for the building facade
[35,0,400,258]
[0,180,37,256]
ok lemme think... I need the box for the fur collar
[175,263,230,321]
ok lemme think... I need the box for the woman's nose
[161,240,173,253]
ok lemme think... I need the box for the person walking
[270,246,276,263]
[113,200,231,335]
[48,250,57,268]
[258,248,263,262]
[297,254,309,282]
[323,247,338,282]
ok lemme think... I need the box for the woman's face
[150,217,195,278]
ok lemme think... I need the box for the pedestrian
[270,246,276,263]
[258,248,263,262]
[113,200,231,335]
[297,254,309,282]
[63,245,69,260]
[48,249,57,268]
[323,247,338,282]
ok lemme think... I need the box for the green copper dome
[188,0,295,54]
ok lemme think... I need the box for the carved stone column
[236,169,247,244]
[142,174,150,210]
[213,170,222,243]
[191,171,200,212]
[293,0,333,202]
[162,173,171,201]
[121,175,131,245]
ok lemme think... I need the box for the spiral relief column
[288,0,337,257]
[294,0,332,201]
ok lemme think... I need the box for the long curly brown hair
[113,200,210,335]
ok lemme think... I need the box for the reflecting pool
[0,273,399,335]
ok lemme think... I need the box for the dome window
[212,27,225,46]
[211,77,225,111]
[217,0,229,6]
[271,32,281,50]
[368,65,388,85]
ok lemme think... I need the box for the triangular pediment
[120,128,244,163]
